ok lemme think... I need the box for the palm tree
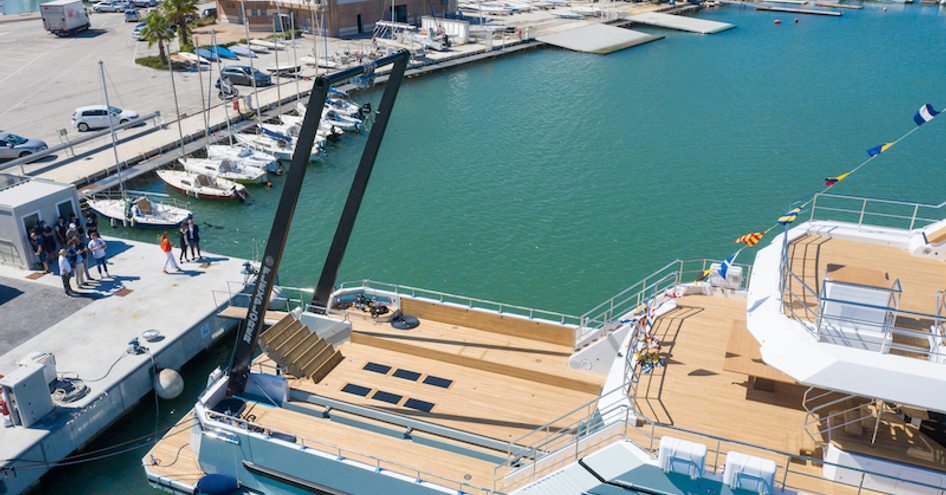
[142,10,174,65]
[162,0,198,47]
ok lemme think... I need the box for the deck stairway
[259,315,344,383]
[803,387,874,449]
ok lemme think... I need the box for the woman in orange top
[160,233,181,274]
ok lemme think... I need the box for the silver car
[0,132,48,161]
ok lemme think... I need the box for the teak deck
[788,235,946,315]
[144,414,204,489]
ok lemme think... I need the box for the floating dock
[537,24,663,55]
[0,237,249,495]
[756,4,843,15]
[624,12,736,34]
[814,1,863,8]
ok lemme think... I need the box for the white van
[72,105,140,131]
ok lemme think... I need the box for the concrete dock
[538,24,663,54]
[625,12,735,34]
[756,5,843,15]
[0,236,249,494]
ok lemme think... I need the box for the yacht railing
[200,409,497,495]
[781,266,946,362]
[336,279,583,326]
[493,399,946,495]
[575,258,752,349]
[808,192,946,231]
[211,281,314,316]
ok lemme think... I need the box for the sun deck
[628,293,946,494]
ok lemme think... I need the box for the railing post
[649,422,656,451]
[809,194,818,222]
[909,204,919,231]
[713,440,720,471]
[857,198,868,229]
[780,457,791,489]
[856,472,866,495]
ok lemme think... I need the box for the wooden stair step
[298,341,334,376]
[310,350,344,383]
[270,323,309,355]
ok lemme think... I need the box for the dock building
[215,0,458,37]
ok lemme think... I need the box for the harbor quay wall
[0,313,238,495]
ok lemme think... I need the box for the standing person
[31,232,49,273]
[185,218,201,260]
[87,233,110,277]
[160,233,181,273]
[54,217,68,249]
[84,210,99,238]
[68,244,86,288]
[178,223,190,263]
[41,222,58,274]
[58,249,76,296]
[65,222,80,248]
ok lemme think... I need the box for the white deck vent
[658,436,706,480]
[723,451,776,494]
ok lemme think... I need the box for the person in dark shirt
[30,231,49,273]
[54,217,68,248]
[41,221,58,273]
[84,210,98,237]
[185,218,201,260]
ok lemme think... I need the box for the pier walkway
[0,236,249,495]
[625,12,735,34]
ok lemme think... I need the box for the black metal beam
[312,52,410,308]
[226,50,410,397]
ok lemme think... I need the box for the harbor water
[39,3,946,492]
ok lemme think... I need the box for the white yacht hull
[87,197,191,228]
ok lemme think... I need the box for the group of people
[29,211,110,297]
[159,218,201,274]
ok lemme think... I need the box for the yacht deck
[143,414,204,490]
[787,234,946,315]
[628,293,946,494]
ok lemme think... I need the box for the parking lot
[0,9,350,160]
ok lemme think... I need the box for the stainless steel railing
[808,192,946,231]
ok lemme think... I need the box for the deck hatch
[422,375,453,388]
[341,384,372,397]
[371,390,403,405]
[404,398,435,413]
[363,362,392,374]
[392,369,421,381]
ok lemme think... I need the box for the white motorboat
[180,157,267,185]
[278,114,342,140]
[234,132,321,162]
[249,39,285,50]
[207,144,278,174]
[157,169,248,201]
[295,102,362,131]
[87,194,191,228]
[258,123,328,150]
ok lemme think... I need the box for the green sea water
[38,3,946,492]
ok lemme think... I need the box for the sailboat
[156,169,249,201]
[180,157,267,185]
[234,131,321,162]
[207,144,278,173]
[85,60,192,228]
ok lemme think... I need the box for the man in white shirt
[87,233,110,278]
[58,249,76,296]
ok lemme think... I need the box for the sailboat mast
[167,48,186,156]
[195,34,210,147]
[240,0,263,123]
[273,6,282,105]
[290,11,301,102]
[211,29,233,145]
[98,61,127,210]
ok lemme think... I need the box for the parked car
[131,0,156,6]
[92,0,129,12]
[123,8,140,21]
[215,66,272,87]
[132,21,145,40]
[201,7,216,18]
[72,105,141,132]
[0,132,48,161]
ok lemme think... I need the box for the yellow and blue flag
[867,143,893,157]
[915,104,940,126]
[825,172,851,187]
[778,207,801,225]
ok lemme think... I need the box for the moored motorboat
[157,169,248,201]
[234,132,321,162]
[207,144,277,173]
[180,157,267,185]
[86,194,191,228]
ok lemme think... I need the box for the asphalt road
[0,12,321,152]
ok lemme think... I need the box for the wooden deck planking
[789,235,946,314]
[348,315,603,393]
[832,419,946,473]
[144,413,203,488]
[292,341,600,442]
[250,404,498,488]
